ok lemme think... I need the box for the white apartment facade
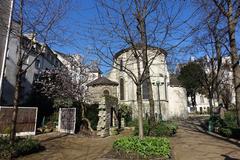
[1,32,62,105]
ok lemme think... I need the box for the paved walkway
[171,121,240,160]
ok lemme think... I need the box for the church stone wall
[88,85,117,103]
[167,87,188,119]
[107,48,188,120]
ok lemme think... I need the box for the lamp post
[156,80,162,121]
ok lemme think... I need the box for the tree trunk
[146,70,155,135]
[209,95,213,116]
[10,0,23,144]
[137,9,155,135]
[228,18,240,126]
[10,66,21,144]
[136,84,144,139]
[191,92,196,110]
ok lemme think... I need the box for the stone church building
[87,45,188,121]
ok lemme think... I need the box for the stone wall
[167,86,188,120]
[88,85,117,103]
[97,96,119,137]
[97,101,110,137]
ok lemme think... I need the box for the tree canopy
[178,62,205,107]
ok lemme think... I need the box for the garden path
[17,129,131,160]
[171,119,240,160]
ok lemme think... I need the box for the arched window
[120,78,124,100]
[103,90,110,96]
[142,80,149,99]
[120,59,123,71]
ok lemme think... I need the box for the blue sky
[52,0,97,53]
[50,0,240,73]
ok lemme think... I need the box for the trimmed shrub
[133,120,150,136]
[209,116,226,128]
[219,127,232,137]
[0,137,42,159]
[224,111,238,128]
[113,136,171,159]
[119,104,132,126]
[231,128,240,139]
[207,114,240,139]
[154,121,178,137]
[132,120,178,137]
[0,137,12,159]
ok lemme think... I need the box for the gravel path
[171,120,240,160]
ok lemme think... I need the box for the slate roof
[169,74,182,87]
[87,76,118,87]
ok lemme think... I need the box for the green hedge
[219,128,232,137]
[113,136,171,159]
[208,111,240,138]
[132,120,178,137]
[209,116,226,128]
[224,111,238,128]
[0,137,42,159]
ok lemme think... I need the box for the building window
[21,72,27,82]
[33,73,39,82]
[142,80,149,99]
[103,90,110,96]
[47,54,51,61]
[120,78,124,100]
[200,107,203,114]
[24,57,29,65]
[200,95,204,103]
[35,59,41,69]
[120,59,123,71]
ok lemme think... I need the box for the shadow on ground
[180,117,240,148]
[221,154,240,160]
[171,117,240,160]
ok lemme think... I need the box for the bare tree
[10,0,70,144]
[192,8,226,115]
[219,83,233,110]
[210,0,240,125]
[86,0,196,138]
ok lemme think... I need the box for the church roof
[170,74,182,87]
[87,76,118,87]
[114,44,167,59]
